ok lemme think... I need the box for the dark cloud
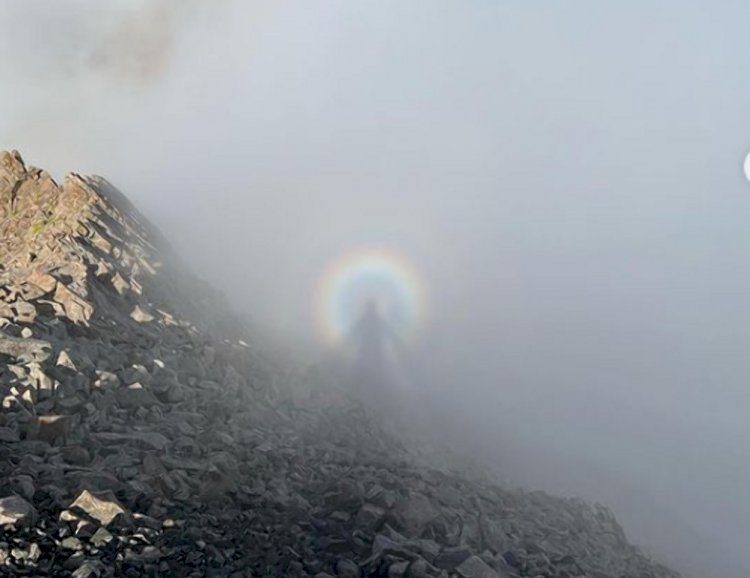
[87,1,180,86]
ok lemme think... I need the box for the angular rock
[62,536,84,551]
[56,349,77,370]
[70,489,129,527]
[9,475,35,501]
[115,382,158,408]
[93,370,120,389]
[0,495,37,527]
[53,283,93,324]
[331,510,351,523]
[0,426,19,442]
[355,503,385,533]
[95,430,169,451]
[130,305,154,323]
[89,526,113,547]
[35,414,70,443]
[455,555,499,578]
[72,560,105,578]
[0,333,51,362]
[62,445,92,466]
[405,558,432,578]
[26,543,42,563]
[336,558,360,578]
[388,560,410,578]
[390,493,440,538]
[434,547,472,570]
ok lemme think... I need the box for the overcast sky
[2,2,750,576]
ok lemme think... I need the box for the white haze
[2,2,750,577]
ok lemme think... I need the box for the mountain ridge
[0,151,680,578]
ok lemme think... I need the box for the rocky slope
[0,150,680,578]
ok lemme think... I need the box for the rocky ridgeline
[0,150,679,578]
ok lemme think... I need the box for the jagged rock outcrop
[0,151,680,578]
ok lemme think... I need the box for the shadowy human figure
[310,298,432,435]
[345,300,436,439]
[347,299,394,407]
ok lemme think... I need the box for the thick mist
[2,2,750,577]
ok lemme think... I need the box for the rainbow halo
[314,248,428,347]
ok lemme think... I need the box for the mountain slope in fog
[0,151,681,578]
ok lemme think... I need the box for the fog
[2,2,750,576]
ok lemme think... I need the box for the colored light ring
[314,248,428,347]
